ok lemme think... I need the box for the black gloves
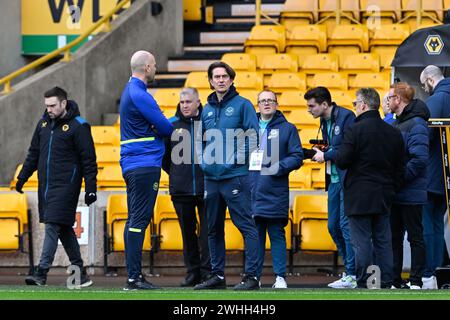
[15,179,25,194]
[85,192,97,206]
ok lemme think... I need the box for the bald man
[419,65,450,289]
[120,50,173,290]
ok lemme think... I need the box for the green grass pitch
[0,286,449,300]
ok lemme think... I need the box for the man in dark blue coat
[304,87,357,289]
[17,87,97,287]
[251,90,303,289]
[163,88,211,287]
[389,82,429,289]
[419,65,450,289]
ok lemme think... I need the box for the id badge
[249,150,264,171]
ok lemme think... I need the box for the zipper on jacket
[70,165,77,183]
[45,130,54,201]
[191,118,196,195]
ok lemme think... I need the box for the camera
[303,139,328,159]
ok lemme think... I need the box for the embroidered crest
[42,121,47,128]
[225,107,234,116]
[334,125,340,136]
[62,124,69,132]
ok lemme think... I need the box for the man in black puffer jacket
[163,88,211,287]
[16,87,97,287]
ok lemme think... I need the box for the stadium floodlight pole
[416,0,422,27]
[256,0,261,26]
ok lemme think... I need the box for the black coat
[18,101,97,225]
[162,104,204,199]
[334,110,405,216]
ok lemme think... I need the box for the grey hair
[356,88,380,110]
[180,87,199,100]
[421,65,444,82]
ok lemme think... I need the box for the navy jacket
[163,104,204,198]
[320,103,355,188]
[119,77,173,174]
[393,99,430,204]
[18,101,97,226]
[251,111,303,219]
[199,85,259,181]
[425,77,450,195]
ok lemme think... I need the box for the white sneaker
[328,274,357,289]
[406,282,421,290]
[272,276,288,289]
[422,276,438,290]
[327,273,346,288]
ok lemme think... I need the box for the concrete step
[167,59,216,73]
[199,31,250,45]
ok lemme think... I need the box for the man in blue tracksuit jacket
[304,87,357,288]
[120,51,173,290]
[251,90,303,289]
[420,65,450,288]
[194,62,260,291]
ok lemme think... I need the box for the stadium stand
[153,88,181,109]
[266,72,306,96]
[91,126,120,147]
[152,195,183,252]
[309,72,348,91]
[285,24,327,56]
[244,25,286,54]
[369,23,410,68]
[10,165,37,191]
[222,53,257,71]
[280,0,319,30]
[327,24,369,59]
[360,0,402,24]
[184,71,210,89]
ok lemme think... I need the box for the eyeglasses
[387,95,397,101]
[258,99,277,105]
[352,100,364,107]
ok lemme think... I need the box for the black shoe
[194,274,226,290]
[233,275,260,291]
[25,267,48,286]
[181,273,201,287]
[80,271,93,288]
[123,275,160,291]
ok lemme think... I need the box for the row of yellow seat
[281,0,447,31]
[0,193,29,251]
[104,193,337,272]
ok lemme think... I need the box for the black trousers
[173,196,211,278]
[390,203,426,286]
[38,222,84,271]
[348,213,393,288]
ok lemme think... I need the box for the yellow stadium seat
[299,53,339,74]
[198,89,213,105]
[244,25,286,54]
[339,53,380,75]
[319,0,361,22]
[266,72,306,95]
[280,0,319,31]
[292,193,337,251]
[234,71,264,91]
[257,54,298,74]
[161,106,177,118]
[0,193,28,250]
[96,146,120,168]
[238,89,260,106]
[160,170,169,189]
[183,0,202,21]
[369,24,410,67]
[298,128,321,149]
[349,72,390,92]
[330,90,354,110]
[309,72,348,91]
[289,168,311,189]
[153,195,183,251]
[327,25,369,59]
[286,109,320,129]
[285,24,327,56]
[311,165,326,189]
[153,88,181,109]
[360,0,402,23]
[10,164,38,191]
[97,165,126,189]
[402,0,443,25]
[184,72,210,89]
[278,91,307,112]
[91,126,120,147]
[222,53,257,71]
[370,46,397,70]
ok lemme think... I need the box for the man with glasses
[304,87,356,288]
[334,88,405,288]
[194,61,260,290]
[419,65,450,289]
[388,82,429,289]
[251,90,303,289]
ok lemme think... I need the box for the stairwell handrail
[0,0,132,95]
